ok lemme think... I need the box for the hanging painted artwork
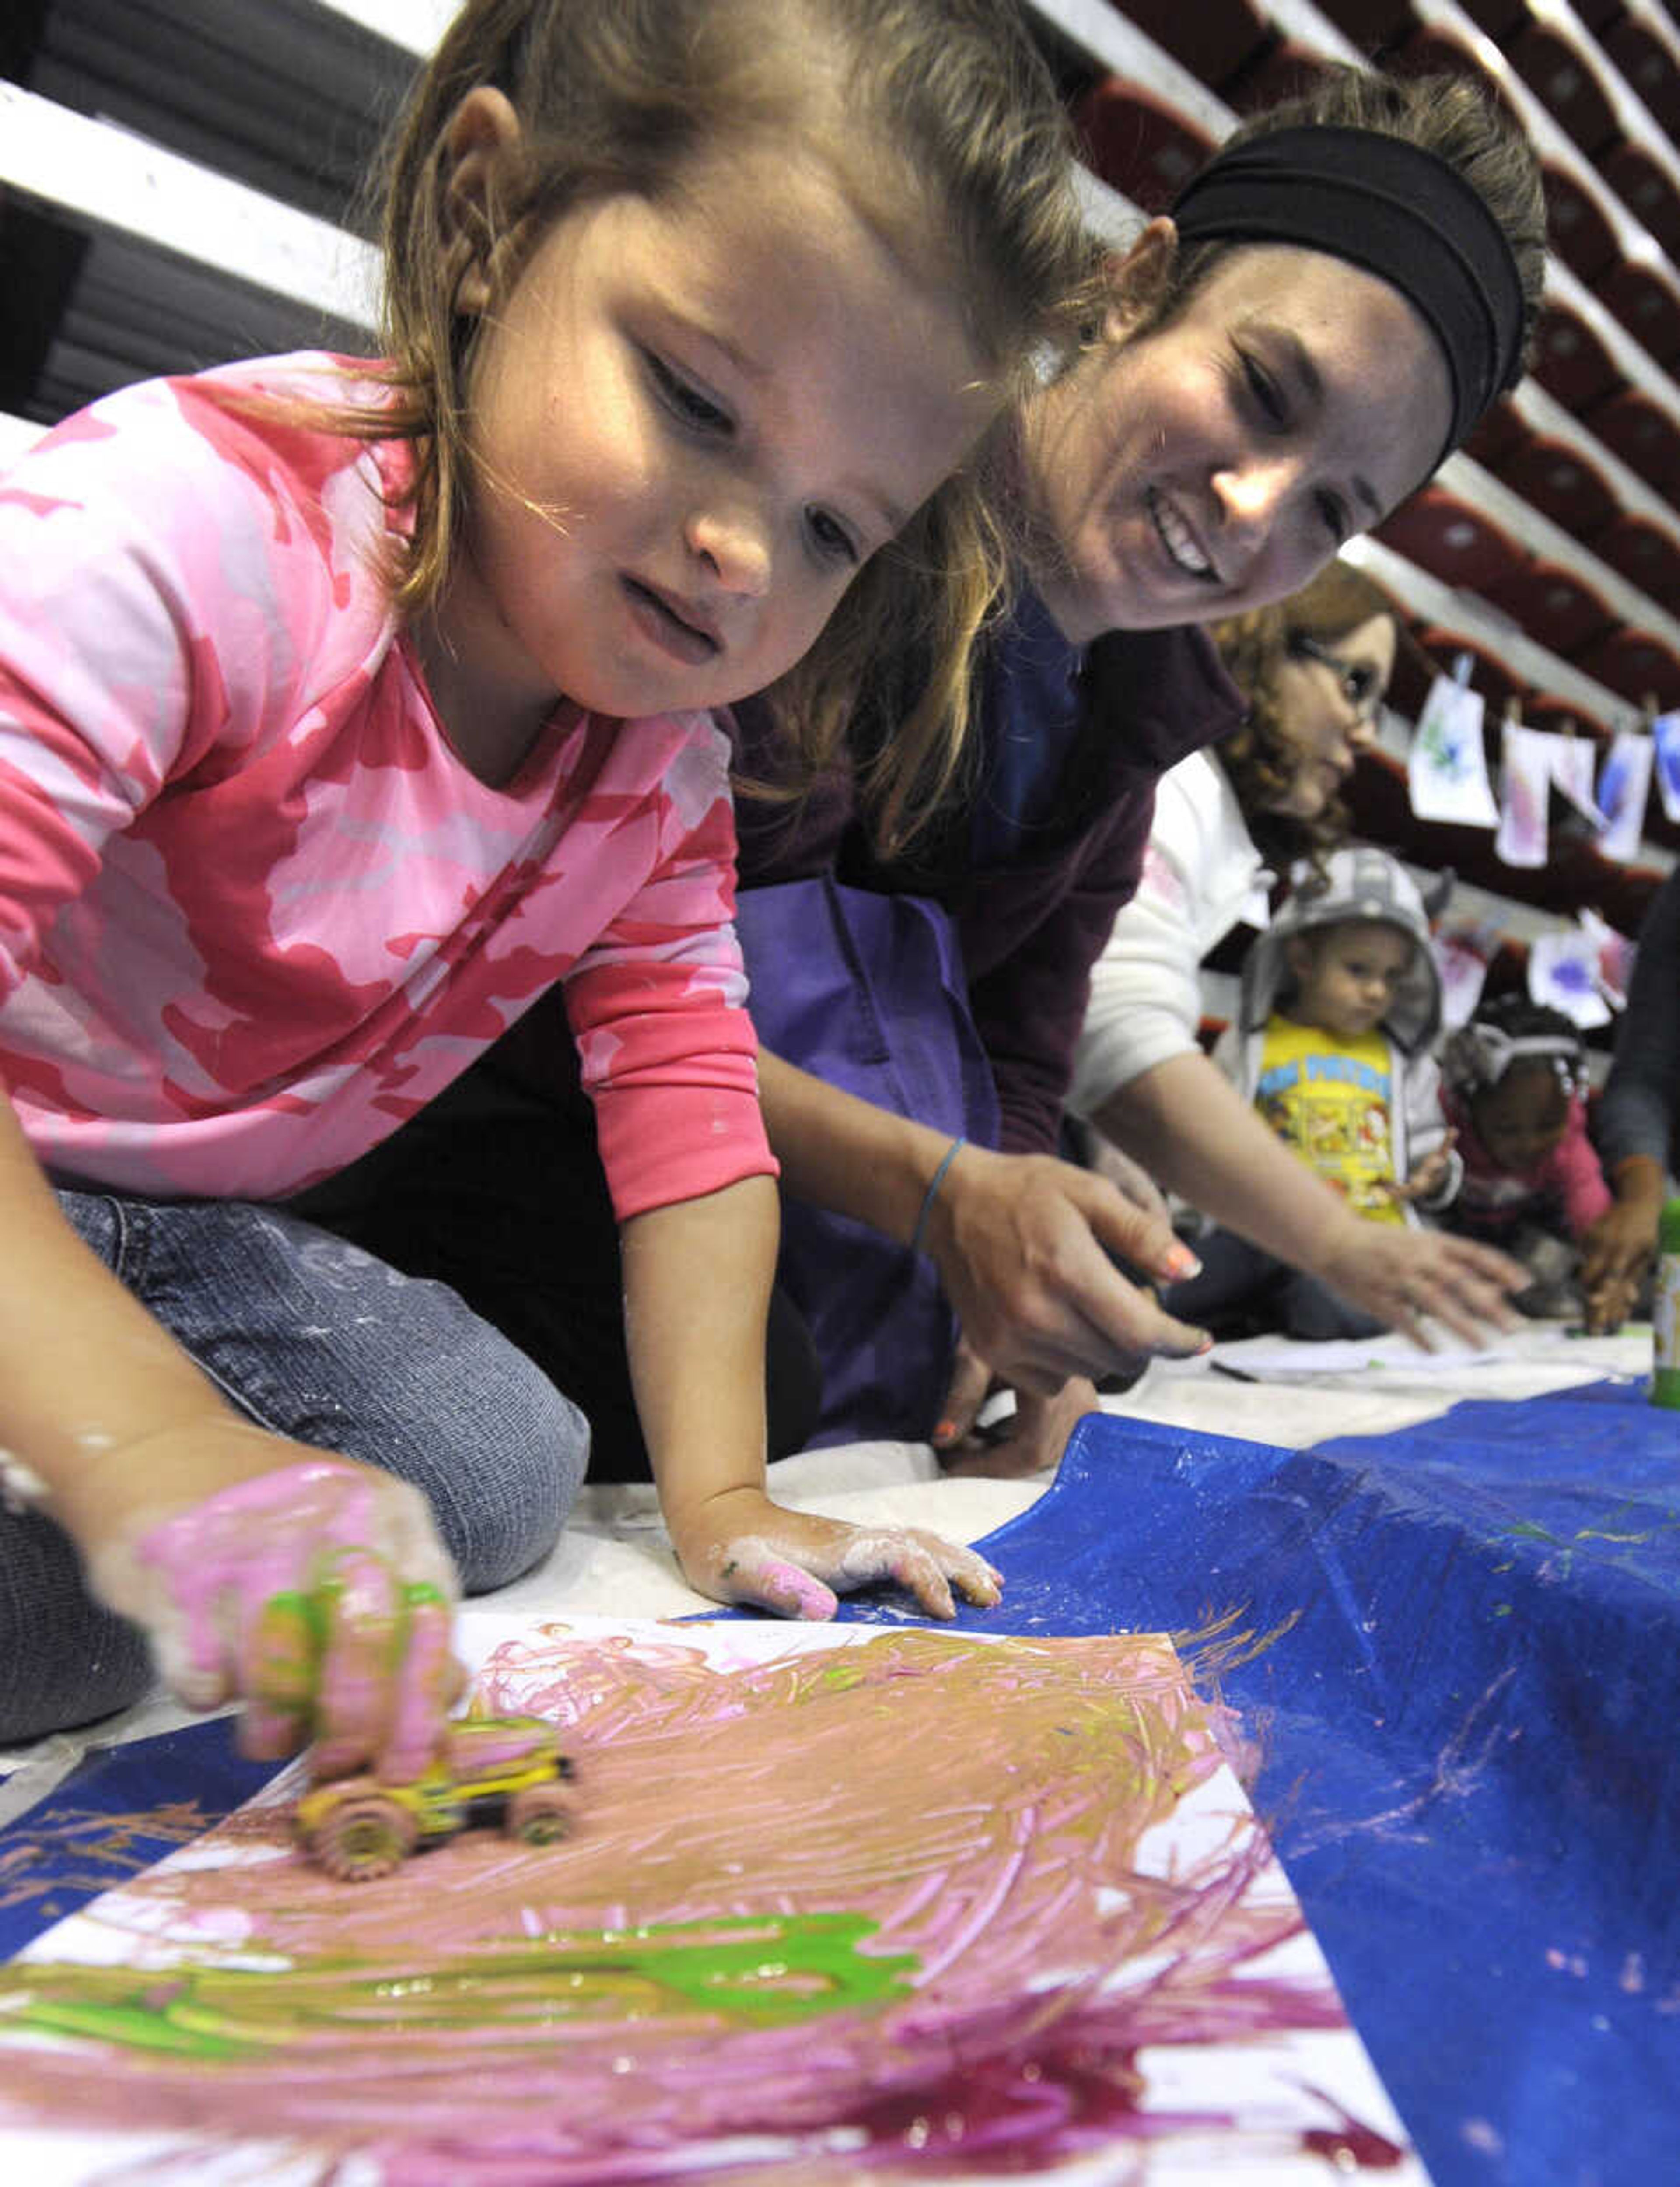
[0,1614,1419,2184]
[1494,717,1554,868]
[1652,709,1680,826]
[1594,728,1655,864]
[1407,669,1498,828]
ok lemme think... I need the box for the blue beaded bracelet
[909,1136,966,1258]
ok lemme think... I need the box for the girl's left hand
[671,1486,1002,1621]
[1379,1131,1458,1206]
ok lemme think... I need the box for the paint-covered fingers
[679,1497,1003,1622]
[828,1525,1004,1619]
[97,1449,462,1779]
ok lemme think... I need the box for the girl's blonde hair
[337,0,1095,852]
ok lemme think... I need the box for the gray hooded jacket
[1211,849,1457,1223]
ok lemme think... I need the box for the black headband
[1171,126,1526,473]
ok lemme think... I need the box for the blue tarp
[839,1381,1680,2187]
[3,1381,1676,2183]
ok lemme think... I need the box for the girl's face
[1023,235,1453,644]
[1266,611,1396,820]
[1472,1062,1569,1174]
[424,107,994,762]
[1286,920,1415,1041]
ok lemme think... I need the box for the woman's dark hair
[1153,67,1547,388]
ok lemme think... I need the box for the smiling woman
[295,63,1550,1487]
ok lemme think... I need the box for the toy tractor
[296,1714,578,1881]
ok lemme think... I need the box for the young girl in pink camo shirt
[0,0,1088,1770]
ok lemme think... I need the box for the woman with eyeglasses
[1064,560,1515,1369]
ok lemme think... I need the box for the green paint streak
[0,1913,917,2062]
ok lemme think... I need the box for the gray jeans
[0,1191,589,1742]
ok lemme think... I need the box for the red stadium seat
[1499,435,1621,540]
[1584,387,1680,498]
[1094,0,1270,95]
[1602,143,1680,262]
[1415,627,1527,719]
[1576,626,1680,708]
[1484,560,1617,659]
[1531,298,1625,411]
[1592,511,1680,606]
[1375,483,1528,595]
[1461,398,1531,471]
[1454,0,1527,35]
[1072,78,1217,214]
[1602,255,1680,369]
[1506,17,1620,157]
[1603,17,1680,141]
[1309,0,1418,45]
[1223,38,1331,115]
[1526,693,1614,746]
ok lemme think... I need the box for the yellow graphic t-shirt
[1252,1016,1404,1223]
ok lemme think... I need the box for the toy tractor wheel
[508,1784,578,1846]
[311,1794,417,1882]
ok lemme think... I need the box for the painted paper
[1594,729,1654,862]
[1407,672,1498,828]
[1578,906,1634,1012]
[1432,917,1503,1031]
[1651,709,1680,824]
[1494,719,1554,868]
[1549,736,1609,831]
[1529,923,1614,1030]
[0,1614,1418,2184]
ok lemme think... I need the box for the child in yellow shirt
[1180,850,1459,1339]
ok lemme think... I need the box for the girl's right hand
[82,1433,461,1784]
[1580,1198,1661,1332]
[671,1485,1002,1622]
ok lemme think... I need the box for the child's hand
[85,1440,461,1783]
[1580,1198,1660,1332]
[1381,1131,1458,1206]
[670,1486,1002,1621]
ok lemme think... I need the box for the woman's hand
[1580,1195,1661,1333]
[669,1484,1002,1621]
[933,1351,1099,1480]
[924,1145,1208,1394]
[1312,1223,1524,1348]
[84,1433,461,1783]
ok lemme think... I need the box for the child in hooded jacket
[1169,849,1460,1341]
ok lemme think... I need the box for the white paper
[1651,709,1680,824]
[0,1614,1423,2186]
[1494,719,1555,868]
[1594,729,1654,862]
[1408,673,1498,827]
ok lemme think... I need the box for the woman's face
[1022,234,1452,644]
[1265,611,1396,820]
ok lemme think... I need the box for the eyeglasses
[1289,634,1386,724]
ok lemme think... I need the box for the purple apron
[735,877,1001,1446]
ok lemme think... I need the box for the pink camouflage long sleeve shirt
[0,354,774,1217]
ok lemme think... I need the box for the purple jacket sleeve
[1596,866,1680,1178]
[961,625,1245,1156]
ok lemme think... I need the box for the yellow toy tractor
[295,1714,578,1882]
